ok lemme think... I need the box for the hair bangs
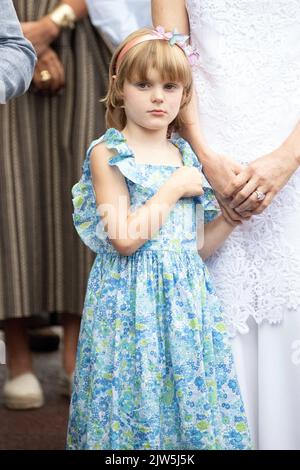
[122,40,192,87]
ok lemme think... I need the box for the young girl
[67,27,252,450]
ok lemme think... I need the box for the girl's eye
[164,83,178,90]
[136,82,150,89]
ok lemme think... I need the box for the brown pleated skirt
[0,1,111,319]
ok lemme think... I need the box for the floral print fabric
[67,128,252,450]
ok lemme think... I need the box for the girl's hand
[215,192,250,226]
[21,17,60,57]
[169,167,204,198]
[33,47,65,95]
[227,146,300,215]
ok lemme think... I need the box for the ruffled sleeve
[72,134,107,253]
[72,128,156,253]
[171,136,220,223]
[106,130,152,189]
[72,128,132,252]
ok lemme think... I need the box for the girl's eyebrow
[134,78,179,84]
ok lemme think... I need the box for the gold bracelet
[49,4,77,29]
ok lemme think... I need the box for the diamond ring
[254,190,266,201]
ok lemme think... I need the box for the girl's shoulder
[85,128,149,189]
[80,128,135,179]
[87,127,133,162]
[71,128,125,254]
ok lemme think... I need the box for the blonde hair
[102,28,193,132]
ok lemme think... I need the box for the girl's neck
[122,122,169,150]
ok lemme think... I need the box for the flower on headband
[181,44,200,66]
[155,26,199,66]
[155,25,189,46]
[155,25,173,40]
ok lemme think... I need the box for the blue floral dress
[66,128,252,450]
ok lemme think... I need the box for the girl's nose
[151,87,164,103]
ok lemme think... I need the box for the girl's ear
[119,90,125,105]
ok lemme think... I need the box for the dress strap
[171,135,220,223]
[170,135,202,168]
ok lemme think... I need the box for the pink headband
[114,26,199,75]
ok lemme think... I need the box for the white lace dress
[186,0,300,449]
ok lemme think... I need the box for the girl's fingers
[220,202,243,225]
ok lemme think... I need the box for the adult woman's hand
[228,145,300,215]
[21,16,60,57]
[201,152,245,197]
[33,47,65,94]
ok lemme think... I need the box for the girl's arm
[198,215,237,261]
[90,143,202,256]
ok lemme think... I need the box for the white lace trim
[186,0,300,336]
[206,171,300,337]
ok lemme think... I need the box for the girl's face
[121,68,184,131]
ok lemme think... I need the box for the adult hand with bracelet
[32,47,65,94]
[22,2,87,92]
[21,16,60,58]
[21,2,82,57]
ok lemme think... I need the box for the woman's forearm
[180,88,218,163]
[198,215,236,260]
[152,0,189,34]
[152,0,218,164]
[45,0,88,38]
[21,0,88,56]
[280,120,300,166]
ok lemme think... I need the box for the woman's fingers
[48,60,61,92]
[252,192,273,215]
[33,65,52,91]
[235,186,270,213]
[48,52,65,92]
[229,178,258,208]
[32,48,65,94]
